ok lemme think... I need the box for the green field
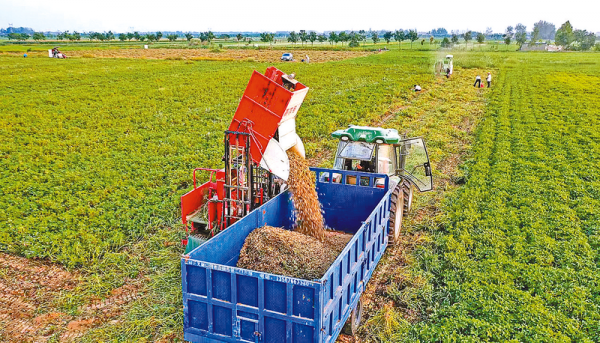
[1,47,599,342]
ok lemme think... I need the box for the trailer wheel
[402,179,413,215]
[342,298,363,336]
[388,185,404,243]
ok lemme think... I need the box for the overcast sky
[2,0,599,33]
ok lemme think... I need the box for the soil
[0,252,141,342]
[237,226,352,280]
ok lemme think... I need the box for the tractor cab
[330,125,432,192]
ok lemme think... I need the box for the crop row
[408,53,600,341]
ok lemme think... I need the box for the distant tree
[348,31,360,47]
[383,31,393,44]
[530,26,540,44]
[534,20,556,40]
[299,30,308,45]
[32,32,46,41]
[407,30,418,49]
[393,29,405,49]
[167,34,178,41]
[328,31,338,45]
[515,23,527,47]
[503,26,514,49]
[206,31,215,44]
[133,32,141,41]
[288,31,298,44]
[463,31,472,47]
[126,32,134,41]
[338,31,348,45]
[441,37,451,47]
[73,31,81,41]
[219,34,230,40]
[431,27,448,36]
[235,33,243,46]
[118,33,127,41]
[308,31,317,45]
[146,34,156,41]
[260,32,270,43]
[106,31,115,41]
[555,21,574,47]
[451,33,459,44]
[9,33,29,41]
[185,33,194,41]
[317,34,327,44]
[477,32,485,44]
[139,35,146,42]
[358,30,367,43]
[371,32,379,44]
[156,31,163,41]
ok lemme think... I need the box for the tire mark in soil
[0,252,141,342]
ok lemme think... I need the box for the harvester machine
[434,54,453,77]
[181,67,308,252]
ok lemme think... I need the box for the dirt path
[0,253,141,342]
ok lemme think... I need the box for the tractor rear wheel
[342,298,363,335]
[402,179,413,215]
[388,184,404,243]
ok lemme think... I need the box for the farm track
[0,252,141,342]
[359,70,487,341]
[335,68,489,342]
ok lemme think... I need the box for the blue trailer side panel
[183,168,391,343]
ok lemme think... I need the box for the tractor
[329,125,432,241]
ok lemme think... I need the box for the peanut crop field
[1,47,599,342]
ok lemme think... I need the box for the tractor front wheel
[389,184,404,243]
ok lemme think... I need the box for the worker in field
[305,54,310,63]
[414,84,422,92]
[487,72,492,88]
[474,75,482,88]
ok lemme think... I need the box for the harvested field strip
[10,48,372,62]
[0,252,143,342]
[406,54,600,341]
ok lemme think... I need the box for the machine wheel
[402,179,413,215]
[388,184,404,243]
[342,298,363,336]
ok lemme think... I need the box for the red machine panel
[228,67,308,165]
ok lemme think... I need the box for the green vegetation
[2,43,600,341]
[400,53,600,341]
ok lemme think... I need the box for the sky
[2,0,600,34]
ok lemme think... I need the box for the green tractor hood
[331,125,401,144]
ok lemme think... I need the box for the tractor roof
[331,125,401,144]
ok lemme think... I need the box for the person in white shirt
[474,75,481,88]
[486,72,492,88]
[414,85,422,92]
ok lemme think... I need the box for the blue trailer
[182,168,393,343]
